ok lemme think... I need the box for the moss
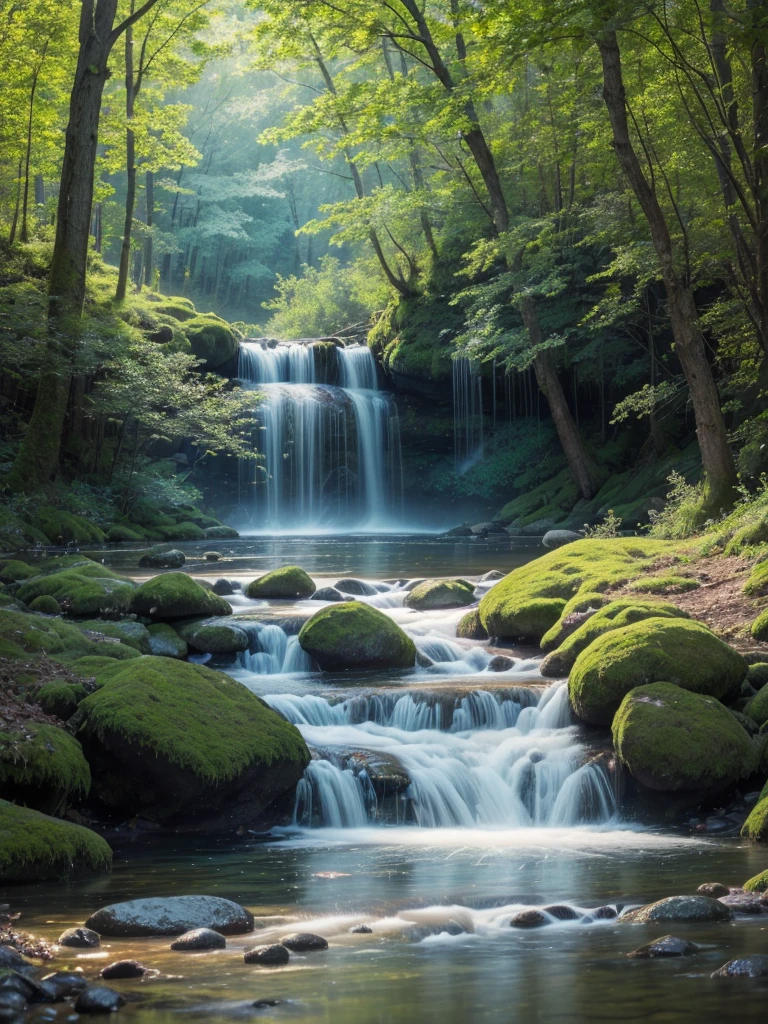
[28,595,61,615]
[146,622,187,658]
[35,681,88,719]
[299,601,416,670]
[404,578,475,610]
[161,521,205,542]
[77,656,309,790]
[569,618,747,726]
[153,297,196,321]
[746,686,768,727]
[183,314,239,370]
[751,607,768,642]
[540,592,612,650]
[76,619,151,653]
[744,868,768,890]
[748,663,768,689]
[540,600,688,678]
[744,560,768,597]
[741,783,768,840]
[138,547,185,569]
[495,468,579,527]
[0,723,91,810]
[0,609,136,661]
[204,525,240,540]
[64,656,128,684]
[32,507,105,545]
[478,538,671,642]
[245,566,316,600]
[0,560,36,583]
[456,609,488,640]
[176,620,250,654]
[612,683,755,795]
[130,572,232,620]
[627,574,701,594]
[0,799,111,882]
[724,516,768,556]
[17,568,135,617]
[106,523,145,542]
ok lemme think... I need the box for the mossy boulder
[404,578,475,610]
[539,592,612,651]
[65,656,129,685]
[106,523,145,542]
[0,609,139,662]
[0,723,91,814]
[35,681,88,719]
[741,781,768,840]
[32,507,105,545]
[176,620,250,655]
[183,315,239,370]
[456,609,488,640]
[298,601,416,671]
[0,559,36,583]
[569,618,747,726]
[130,572,231,620]
[204,525,239,540]
[154,297,196,322]
[146,622,188,658]
[29,595,61,615]
[540,600,689,678]
[478,538,670,641]
[76,619,152,654]
[0,799,112,883]
[17,564,135,618]
[748,663,768,689]
[746,686,768,727]
[245,566,316,600]
[77,657,310,825]
[746,559,768,597]
[138,547,185,569]
[612,683,755,795]
[162,521,205,542]
[751,607,768,642]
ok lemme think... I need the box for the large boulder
[77,657,310,826]
[298,601,416,671]
[146,622,188,658]
[32,507,105,545]
[86,895,254,937]
[0,608,139,662]
[0,723,90,814]
[540,600,688,678]
[0,799,111,883]
[17,564,135,618]
[176,619,250,655]
[623,895,733,924]
[568,619,747,726]
[76,619,152,653]
[129,572,232,620]
[612,683,756,795]
[183,315,239,370]
[404,578,475,611]
[456,609,488,640]
[245,566,316,600]
[204,526,239,540]
[741,782,768,840]
[138,548,185,569]
[542,530,582,549]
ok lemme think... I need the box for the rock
[569,619,747,726]
[298,602,416,671]
[77,659,309,825]
[584,906,618,921]
[211,579,235,596]
[542,905,581,921]
[488,655,514,672]
[624,895,733,924]
[0,800,111,883]
[76,618,152,654]
[203,526,239,540]
[170,928,227,951]
[402,578,427,592]
[456,609,488,640]
[719,893,766,914]
[100,961,148,980]
[41,971,89,999]
[130,572,232,620]
[441,524,472,538]
[741,783,768,840]
[244,944,290,965]
[245,566,316,600]
[0,946,34,974]
[471,522,506,537]
[138,548,185,570]
[16,565,135,619]
[58,927,100,949]
[349,924,373,934]
[334,578,378,597]
[0,991,28,1017]
[28,595,61,615]
[146,622,187,659]
[480,570,505,581]
[712,955,768,978]
[611,683,755,795]
[312,587,345,602]
[510,910,548,928]
[281,933,328,952]
[0,720,90,814]
[33,507,105,545]
[404,578,475,611]
[86,896,255,937]
[542,530,582,549]
[203,551,223,562]
[176,620,250,655]
[746,685,768,727]
[696,882,730,898]
[627,935,699,959]
[184,314,239,370]
[106,524,145,542]
[74,987,126,1014]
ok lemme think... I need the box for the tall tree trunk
[116,14,136,302]
[8,156,22,244]
[143,168,154,288]
[749,0,768,374]
[520,296,599,499]
[21,54,45,243]
[597,28,737,512]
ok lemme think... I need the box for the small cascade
[237,341,402,531]
[453,355,484,473]
[238,623,313,675]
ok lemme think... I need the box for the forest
[3,1,768,1022]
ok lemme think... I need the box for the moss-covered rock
[245,566,316,600]
[0,723,91,813]
[748,663,768,689]
[0,609,139,662]
[569,618,747,726]
[746,686,768,727]
[32,507,105,545]
[204,525,239,540]
[153,297,196,322]
[744,867,768,891]
[29,595,61,615]
[146,622,188,658]
[183,314,238,370]
[298,601,416,671]
[745,560,768,597]
[627,574,700,594]
[741,781,768,841]
[176,620,250,655]
[751,607,768,642]
[478,538,670,641]
[77,657,310,825]
[161,521,206,542]
[76,619,152,653]
[404,578,475,611]
[612,683,755,795]
[540,600,689,678]
[17,564,135,618]
[456,609,488,640]
[106,523,145,542]
[65,656,128,684]
[539,592,612,651]
[35,681,88,719]
[0,559,36,583]
[0,799,112,883]
[129,572,231,620]
[138,548,185,569]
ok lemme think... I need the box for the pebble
[74,987,126,1014]
[243,944,290,965]
[280,933,328,952]
[509,910,548,929]
[696,883,730,898]
[349,925,373,934]
[170,928,227,951]
[41,972,89,999]
[627,934,699,959]
[100,960,148,980]
[58,927,101,949]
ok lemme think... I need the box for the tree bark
[116,14,136,301]
[597,28,737,512]
[143,168,154,287]
[21,52,46,243]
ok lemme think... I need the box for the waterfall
[238,341,402,532]
[453,356,484,473]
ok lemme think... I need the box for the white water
[453,355,484,473]
[237,341,402,532]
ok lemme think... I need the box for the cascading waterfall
[453,355,484,473]
[237,340,402,531]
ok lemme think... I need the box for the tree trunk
[520,296,599,499]
[21,55,45,243]
[143,168,154,288]
[116,16,136,301]
[8,156,22,244]
[5,370,71,491]
[597,28,737,512]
